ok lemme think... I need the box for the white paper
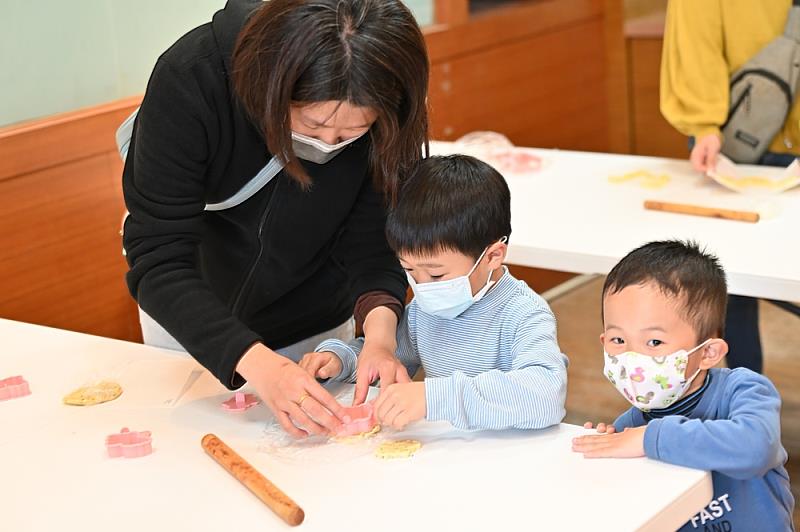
[707,154,800,194]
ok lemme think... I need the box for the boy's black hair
[386,155,511,260]
[602,240,728,340]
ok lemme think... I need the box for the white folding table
[1,318,712,531]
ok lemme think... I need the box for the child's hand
[583,421,616,434]
[374,382,426,430]
[298,351,343,380]
[571,426,646,458]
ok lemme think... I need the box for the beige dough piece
[331,424,381,443]
[374,439,422,459]
[63,381,123,406]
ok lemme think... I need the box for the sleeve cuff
[315,339,359,383]
[354,291,404,335]
[687,126,721,140]
[424,377,455,422]
[643,419,663,459]
[225,335,264,390]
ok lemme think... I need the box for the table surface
[430,141,800,302]
[1,318,712,531]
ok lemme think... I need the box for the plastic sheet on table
[257,386,386,465]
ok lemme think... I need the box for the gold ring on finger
[297,393,310,407]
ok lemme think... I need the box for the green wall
[1,0,434,127]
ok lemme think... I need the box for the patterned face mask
[603,339,711,411]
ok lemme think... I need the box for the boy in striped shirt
[300,155,568,431]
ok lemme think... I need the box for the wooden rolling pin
[201,434,305,526]
[644,200,760,223]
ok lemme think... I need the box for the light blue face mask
[407,238,507,319]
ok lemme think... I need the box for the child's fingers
[606,426,616,435]
[597,423,607,433]
[583,422,593,429]
[391,412,409,431]
[318,358,339,379]
[571,434,613,452]
[381,402,401,427]
[353,367,371,406]
[303,356,326,378]
[376,393,400,424]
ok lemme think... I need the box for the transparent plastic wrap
[257,386,387,464]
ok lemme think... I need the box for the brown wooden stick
[201,434,305,526]
[644,200,760,223]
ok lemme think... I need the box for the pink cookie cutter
[222,392,259,412]
[0,376,31,401]
[334,403,377,437]
[106,428,153,458]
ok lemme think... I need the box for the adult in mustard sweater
[661,0,800,373]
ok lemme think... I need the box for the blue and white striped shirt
[316,268,568,431]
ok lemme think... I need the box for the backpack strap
[204,156,284,211]
[785,2,800,41]
[115,106,283,212]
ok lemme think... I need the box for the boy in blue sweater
[299,155,568,431]
[572,240,794,531]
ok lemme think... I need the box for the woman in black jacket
[122,0,428,437]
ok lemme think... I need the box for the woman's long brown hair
[232,0,429,205]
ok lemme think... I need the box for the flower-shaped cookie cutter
[221,392,259,412]
[335,403,377,437]
[0,376,31,401]
[106,428,153,458]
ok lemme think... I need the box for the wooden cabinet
[0,98,143,341]
[427,0,629,153]
[624,12,688,158]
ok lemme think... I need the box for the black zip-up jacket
[122,0,406,388]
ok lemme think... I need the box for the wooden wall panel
[429,19,611,152]
[0,96,141,183]
[427,0,624,154]
[627,37,687,158]
[0,101,142,342]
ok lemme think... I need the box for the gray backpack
[721,2,800,163]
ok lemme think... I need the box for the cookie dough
[331,424,381,443]
[63,381,123,406]
[374,439,422,459]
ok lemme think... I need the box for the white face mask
[603,339,711,411]
[407,238,507,319]
[291,131,365,164]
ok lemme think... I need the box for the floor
[548,276,799,529]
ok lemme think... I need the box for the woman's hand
[236,343,344,438]
[354,306,409,405]
[690,133,722,173]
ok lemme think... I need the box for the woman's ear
[699,338,729,369]
[485,241,508,269]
